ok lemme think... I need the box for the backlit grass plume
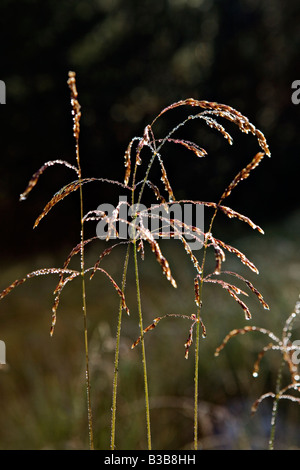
[216,297,300,449]
[0,72,271,450]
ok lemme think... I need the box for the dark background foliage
[0,0,300,450]
[1,0,300,257]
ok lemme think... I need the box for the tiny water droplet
[253,372,258,378]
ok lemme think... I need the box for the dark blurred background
[0,0,300,450]
[0,0,300,255]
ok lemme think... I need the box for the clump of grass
[1,72,271,450]
[215,297,300,449]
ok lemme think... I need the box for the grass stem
[133,239,152,450]
[110,244,131,450]
[68,71,94,450]
[193,206,219,449]
[130,137,152,449]
[194,321,200,450]
[269,357,284,450]
[78,148,94,451]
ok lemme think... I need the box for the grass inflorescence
[1,72,274,450]
[216,297,300,449]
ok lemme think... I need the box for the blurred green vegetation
[0,210,300,449]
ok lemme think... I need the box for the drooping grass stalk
[216,302,300,449]
[268,305,300,450]
[131,123,218,450]
[67,72,94,450]
[110,244,131,450]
